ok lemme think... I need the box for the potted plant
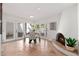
[66,37,77,52]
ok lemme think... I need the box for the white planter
[66,45,76,52]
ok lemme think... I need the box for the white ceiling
[3,3,76,20]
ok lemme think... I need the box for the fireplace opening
[56,33,65,46]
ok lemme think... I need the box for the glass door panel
[17,23,24,39]
[6,22,14,41]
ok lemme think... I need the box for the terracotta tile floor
[1,38,65,56]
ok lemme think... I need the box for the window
[50,22,56,30]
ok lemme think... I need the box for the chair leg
[34,39,36,44]
[24,38,26,42]
[29,39,32,43]
[39,37,41,42]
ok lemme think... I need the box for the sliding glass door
[6,22,14,41]
[16,23,24,39]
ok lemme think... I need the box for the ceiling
[3,3,76,20]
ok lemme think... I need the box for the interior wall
[33,4,78,41]
[58,5,78,39]
[33,15,60,40]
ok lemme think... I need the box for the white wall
[32,5,78,40]
[58,5,78,39]
[33,15,60,40]
[46,15,60,40]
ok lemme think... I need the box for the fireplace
[56,33,65,46]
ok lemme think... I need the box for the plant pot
[66,45,76,52]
